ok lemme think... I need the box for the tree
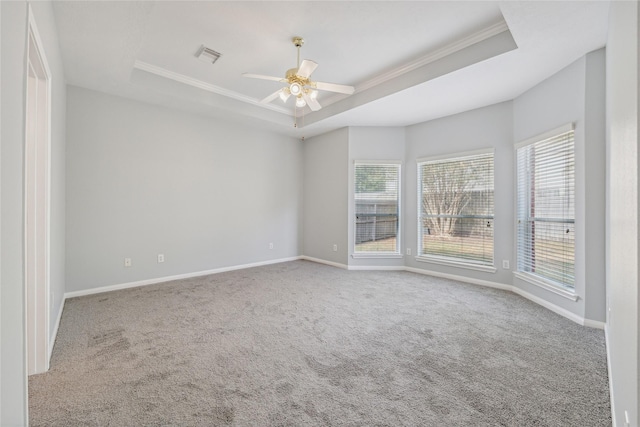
[355,166,388,193]
[420,159,491,237]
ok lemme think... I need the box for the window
[516,126,575,290]
[417,150,494,269]
[354,162,401,254]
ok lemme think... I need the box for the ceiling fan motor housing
[285,68,310,95]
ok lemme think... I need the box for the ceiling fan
[243,37,355,111]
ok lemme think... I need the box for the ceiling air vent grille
[196,45,222,64]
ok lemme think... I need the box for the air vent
[196,45,222,64]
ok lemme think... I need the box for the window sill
[352,253,403,259]
[414,255,497,273]
[513,271,579,301]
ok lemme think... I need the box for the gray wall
[347,127,405,268]
[1,1,66,424]
[302,128,349,265]
[584,49,606,323]
[605,1,639,425]
[404,101,514,285]
[513,49,606,322]
[1,0,3,418]
[306,51,606,327]
[0,3,24,423]
[66,86,302,292]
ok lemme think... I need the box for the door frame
[24,5,52,375]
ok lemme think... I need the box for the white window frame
[416,149,496,272]
[352,160,402,259]
[514,124,577,300]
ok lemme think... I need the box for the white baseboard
[62,255,605,331]
[299,256,348,270]
[306,259,605,329]
[604,324,617,426]
[582,318,606,329]
[511,286,585,325]
[49,296,66,360]
[510,286,605,330]
[348,265,406,271]
[404,266,512,292]
[336,262,602,330]
[64,256,303,299]
[405,265,604,329]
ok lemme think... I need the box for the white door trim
[24,4,52,376]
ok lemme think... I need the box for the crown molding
[304,20,511,116]
[136,20,510,121]
[358,20,509,93]
[133,60,292,115]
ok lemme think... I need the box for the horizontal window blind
[516,129,575,289]
[354,163,400,253]
[418,151,494,265]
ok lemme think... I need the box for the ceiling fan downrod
[292,37,304,69]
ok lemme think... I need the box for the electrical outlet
[157,254,165,263]
[124,258,132,267]
[333,244,338,252]
[406,248,411,256]
[269,243,274,250]
[502,260,510,269]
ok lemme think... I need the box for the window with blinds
[354,162,400,253]
[417,150,494,266]
[516,128,575,290]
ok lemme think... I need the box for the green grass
[355,237,397,252]
[521,238,575,287]
[422,234,493,263]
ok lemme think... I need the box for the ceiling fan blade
[302,93,322,111]
[243,73,286,83]
[314,81,355,95]
[296,59,318,79]
[261,89,283,104]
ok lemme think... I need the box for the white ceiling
[52,1,610,139]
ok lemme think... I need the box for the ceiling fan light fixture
[295,96,306,108]
[290,82,302,96]
[309,89,318,100]
[279,88,291,102]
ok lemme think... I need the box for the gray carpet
[29,260,611,426]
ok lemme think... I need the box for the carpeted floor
[29,260,611,426]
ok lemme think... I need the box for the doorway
[25,8,51,375]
